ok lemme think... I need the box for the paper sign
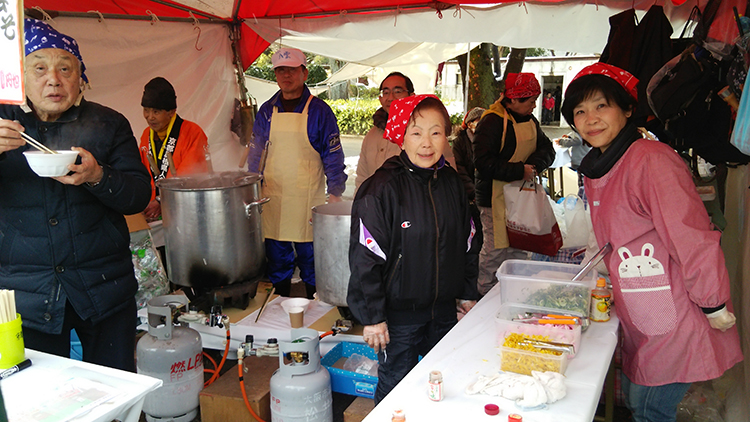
[0,0,24,105]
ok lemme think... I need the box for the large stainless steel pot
[312,201,352,307]
[158,171,269,289]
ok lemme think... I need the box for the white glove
[706,307,736,332]
[362,322,389,353]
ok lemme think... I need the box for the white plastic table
[0,349,162,422]
[362,284,620,422]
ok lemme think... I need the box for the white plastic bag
[504,179,563,256]
[562,195,589,248]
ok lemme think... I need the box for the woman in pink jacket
[561,63,742,422]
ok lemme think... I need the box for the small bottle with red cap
[391,409,406,421]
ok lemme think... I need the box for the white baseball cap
[271,48,306,69]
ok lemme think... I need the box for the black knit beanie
[141,77,177,110]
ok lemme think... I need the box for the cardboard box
[125,213,150,233]
[199,356,279,422]
[321,342,378,399]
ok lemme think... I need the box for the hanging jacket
[600,6,675,125]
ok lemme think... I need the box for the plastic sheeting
[246,1,697,61]
[51,17,244,172]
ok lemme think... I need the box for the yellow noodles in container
[499,333,569,376]
[495,303,582,358]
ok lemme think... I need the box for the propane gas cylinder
[270,328,332,422]
[137,295,203,422]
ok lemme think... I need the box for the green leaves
[326,99,379,135]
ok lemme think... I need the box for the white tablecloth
[1,349,162,422]
[363,284,619,422]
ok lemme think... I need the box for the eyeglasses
[379,87,407,98]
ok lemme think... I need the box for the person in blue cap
[0,19,151,371]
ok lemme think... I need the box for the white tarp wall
[246,2,694,58]
[52,17,244,172]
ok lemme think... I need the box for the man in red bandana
[473,72,556,296]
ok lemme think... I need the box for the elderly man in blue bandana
[0,19,151,371]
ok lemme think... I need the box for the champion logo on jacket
[401,221,411,228]
[360,219,386,260]
[467,218,476,252]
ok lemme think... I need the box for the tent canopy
[26,0,695,70]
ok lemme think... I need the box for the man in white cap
[247,47,346,299]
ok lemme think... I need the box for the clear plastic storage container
[498,343,569,376]
[495,303,582,358]
[497,259,598,317]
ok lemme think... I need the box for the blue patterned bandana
[24,18,88,83]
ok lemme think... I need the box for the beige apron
[490,108,538,248]
[261,96,326,242]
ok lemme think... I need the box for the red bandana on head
[505,73,541,99]
[570,63,639,101]
[384,94,441,147]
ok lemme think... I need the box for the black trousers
[23,299,138,372]
[374,311,458,404]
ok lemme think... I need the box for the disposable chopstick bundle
[0,289,16,324]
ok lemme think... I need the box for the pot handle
[244,197,270,217]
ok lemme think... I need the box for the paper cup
[289,307,305,328]
[0,314,25,369]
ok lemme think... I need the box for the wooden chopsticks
[0,289,17,323]
[254,287,275,323]
[19,130,58,154]
[0,117,57,154]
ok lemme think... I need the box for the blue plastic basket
[321,342,378,399]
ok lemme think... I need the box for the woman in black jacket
[347,95,481,403]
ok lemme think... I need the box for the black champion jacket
[347,151,481,326]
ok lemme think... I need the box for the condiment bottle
[427,370,443,401]
[590,277,611,322]
[392,409,406,421]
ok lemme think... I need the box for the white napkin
[465,371,567,408]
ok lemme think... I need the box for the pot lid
[157,171,262,191]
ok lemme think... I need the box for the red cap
[508,413,523,421]
[484,404,500,415]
